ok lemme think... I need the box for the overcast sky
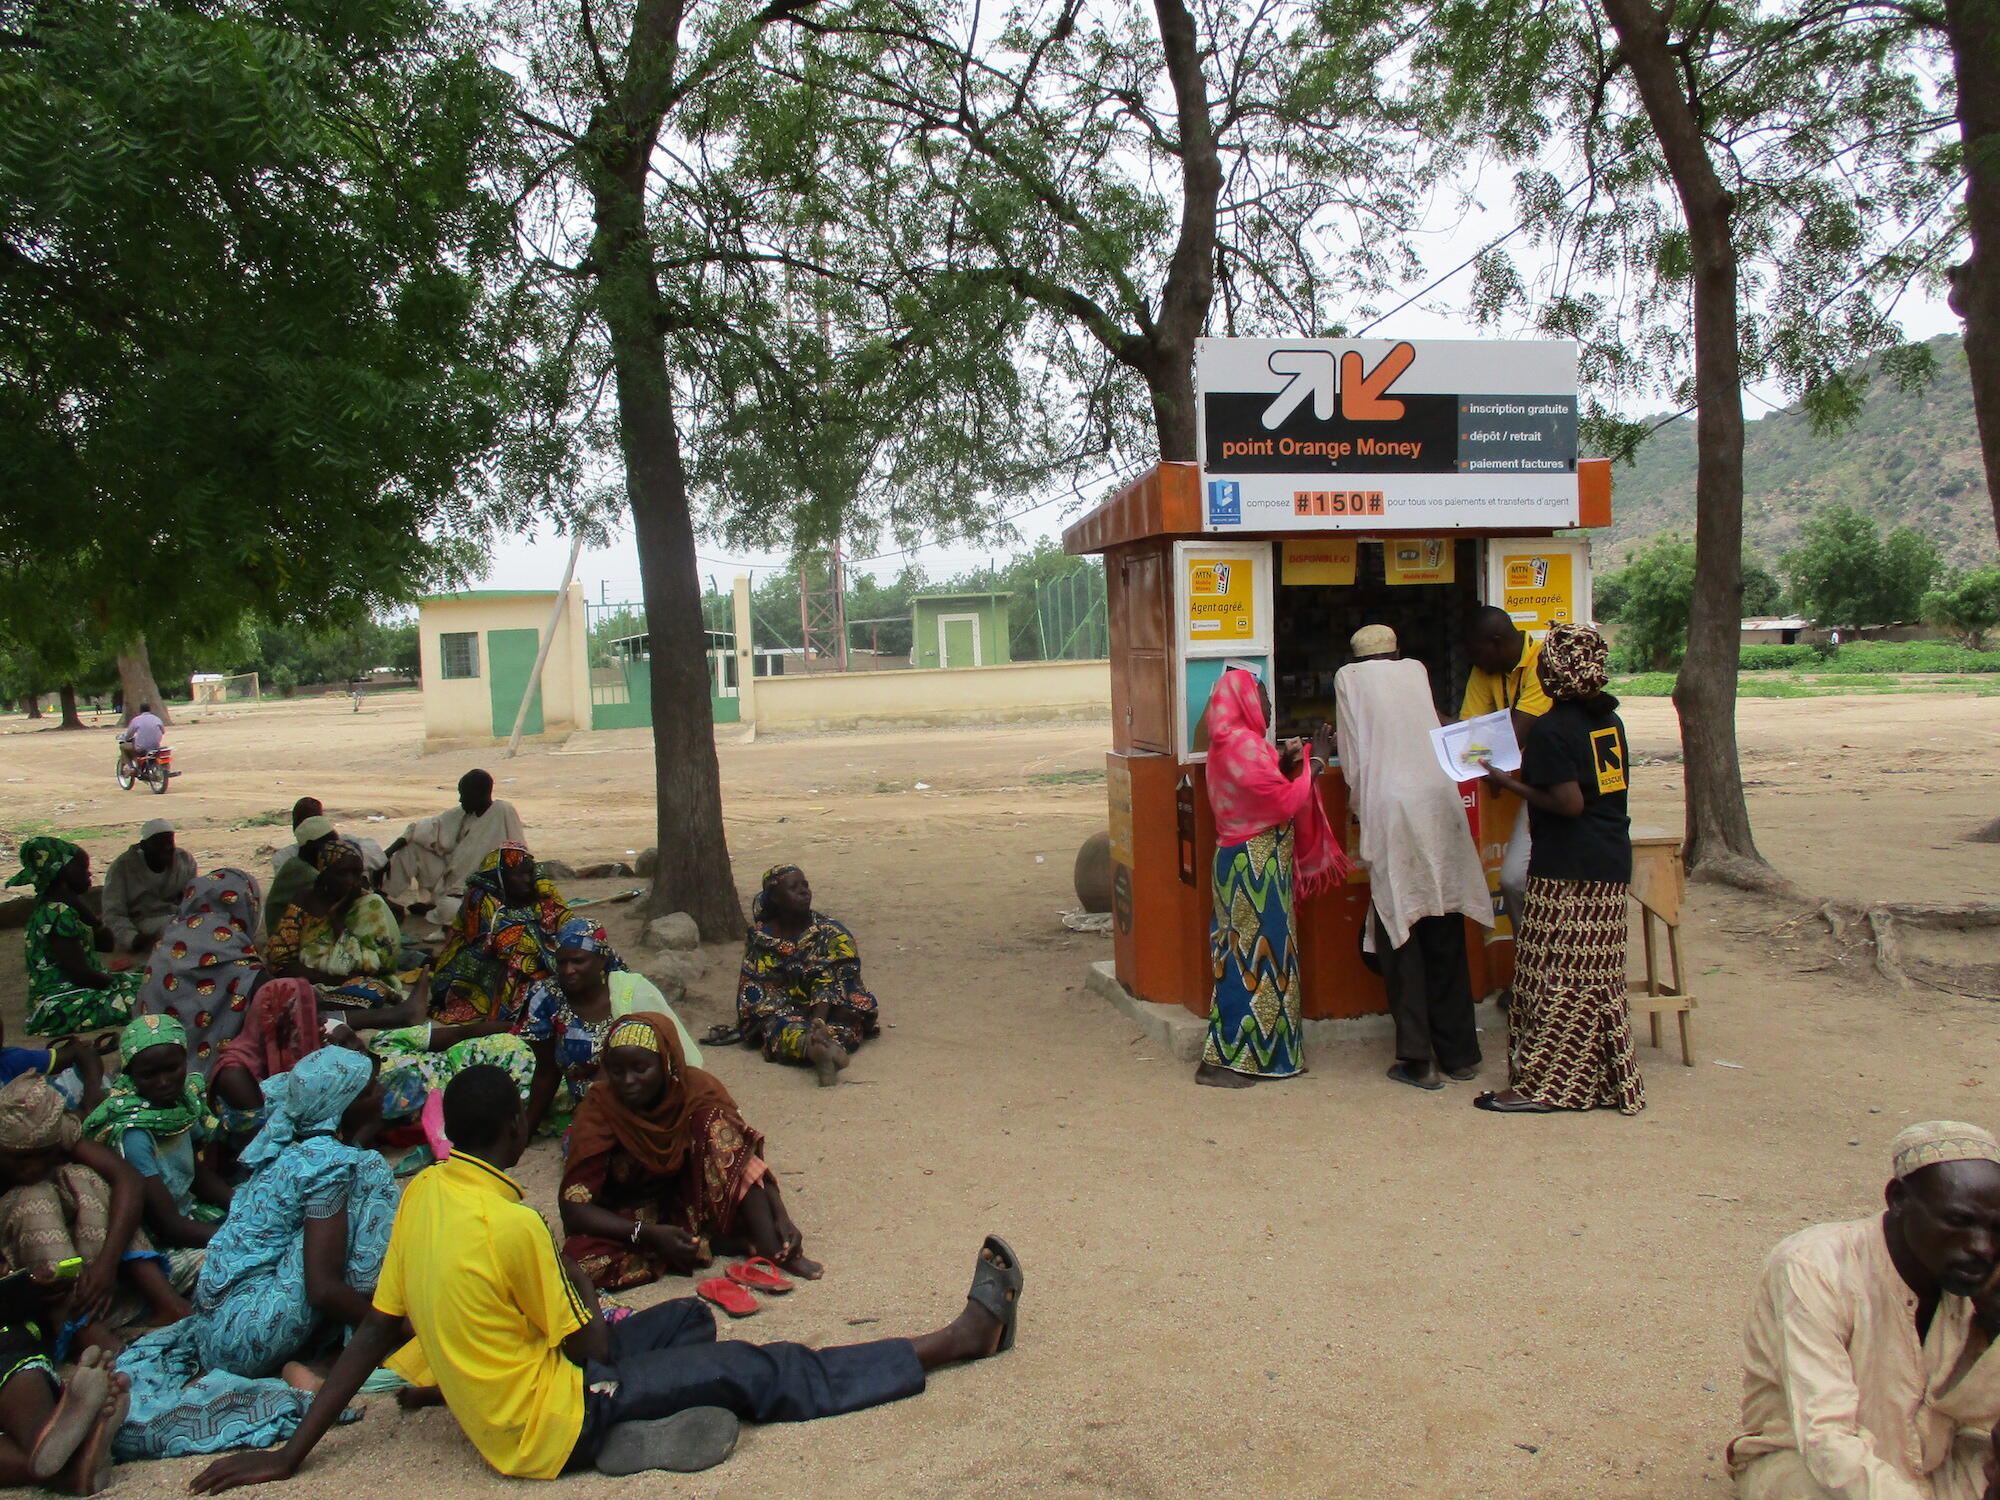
[472,177,1965,608]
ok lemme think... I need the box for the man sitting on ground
[264,802,337,938]
[1730,1121,2000,1500]
[383,770,525,927]
[101,820,194,953]
[188,1065,1024,1490]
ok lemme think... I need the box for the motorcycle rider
[119,702,165,766]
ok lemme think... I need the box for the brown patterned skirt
[560,1102,768,1291]
[1508,877,1645,1114]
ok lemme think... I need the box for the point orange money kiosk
[1063,376,1611,1023]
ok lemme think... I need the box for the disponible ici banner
[1195,338,1580,531]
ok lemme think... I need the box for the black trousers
[1375,912,1481,1072]
[567,1298,926,1468]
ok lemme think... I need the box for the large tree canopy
[0,0,559,654]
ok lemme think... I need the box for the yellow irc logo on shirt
[1590,727,1627,794]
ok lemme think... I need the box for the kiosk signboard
[1196,338,1579,531]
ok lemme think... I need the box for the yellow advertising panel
[1282,539,1357,586]
[1185,554,1257,644]
[1384,537,1454,586]
[1497,549,1577,629]
[1106,758,1134,867]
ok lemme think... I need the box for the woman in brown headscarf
[1476,624,1644,1115]
[557,1015,818,1290]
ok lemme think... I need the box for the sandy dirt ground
[2,689,1999,1500]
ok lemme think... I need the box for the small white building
[416,587,592,749]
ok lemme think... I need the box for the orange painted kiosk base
[1078,460,1609,1023]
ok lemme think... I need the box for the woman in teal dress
[7,839,145,1038]
[113,1047,394,1459]
[1195,671,1343,1088]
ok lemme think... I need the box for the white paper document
[1430,709,1522,783]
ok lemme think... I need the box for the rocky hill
[1597,335,1996,569]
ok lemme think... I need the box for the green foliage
[1742,559,1787,617]
[225,618,418,692]
[770,0,1429,466]
[1816,641,2000,673]
[0,0,559,661]
[1737,644,1819,671]
[1783,505,1943,627]
[1921,568,2000,649]
[1380,0,1960,450]
[1599,338,1992,568]
[1607,535,1696,671]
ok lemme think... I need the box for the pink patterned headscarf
[1203,670,1346,899]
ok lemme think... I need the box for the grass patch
[4,820,117,843]
[1610,673,1677,697]
[1805,673,1898,688]
[1029,769,1106,786]
[236,809,292,828]
[1735,678,1824,698]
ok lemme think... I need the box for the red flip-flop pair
[696,1259,794,1318]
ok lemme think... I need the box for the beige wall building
[416,587,591,749]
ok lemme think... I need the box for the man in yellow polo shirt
[1462,606,1552,960]
[189,1067,1025,1493]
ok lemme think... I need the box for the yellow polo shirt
[374,1152,589,1479]
[1460,633,1552,720]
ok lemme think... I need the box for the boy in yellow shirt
[1461,606,1552,958]
[190,1068,1024,1491]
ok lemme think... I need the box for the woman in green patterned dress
[1195,672,1342,1088]
[7,839,144,1038]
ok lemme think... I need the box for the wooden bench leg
[1649,1012,1662,1050]
[1678,1007,1694,1067]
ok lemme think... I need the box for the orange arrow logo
[1339,342,1415,421]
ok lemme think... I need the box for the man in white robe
[1333,624,1493,1090]
[383,768,526,926]
[1731,1121,2000,1500]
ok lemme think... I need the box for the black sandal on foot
[968,1234,1024,1353]
[1446,1066,1480,1082]
[1386,1063,1445,1092]
[593,1407,740,1475]
[1473,1091,1559,1113]
[700,1024,744,1048]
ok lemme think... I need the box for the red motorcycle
[116,745,174,795]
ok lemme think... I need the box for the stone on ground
[647,912,700,951]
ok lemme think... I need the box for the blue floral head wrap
[242,1045,374,1168]
[553,917,627,973]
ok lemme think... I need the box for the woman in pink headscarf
[1196,669,1343,1088]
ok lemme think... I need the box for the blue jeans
[567,1299,926,1468]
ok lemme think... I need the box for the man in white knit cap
[1730,1121,2000,1499]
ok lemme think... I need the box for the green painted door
[488,628,543,737]
[943,616,977,668]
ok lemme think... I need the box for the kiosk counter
[1063,458,1613,1021]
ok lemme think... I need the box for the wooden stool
[1627,831,1695,1066]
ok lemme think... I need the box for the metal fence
[1032,567,1109,661]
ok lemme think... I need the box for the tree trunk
[1600,0,1770,878]
[1943,0,2000,547]
[1143,0,1222,463]
[115,638,170,725]
[583,0,745,940]
[56,685,85,731]
[23,693,41,720]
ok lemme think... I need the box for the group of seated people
[17,766,2000,1492]
[0,771,948,1491]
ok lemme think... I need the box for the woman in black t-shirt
[1471,623,1645,1116]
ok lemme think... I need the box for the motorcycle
[116,745,175,795]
